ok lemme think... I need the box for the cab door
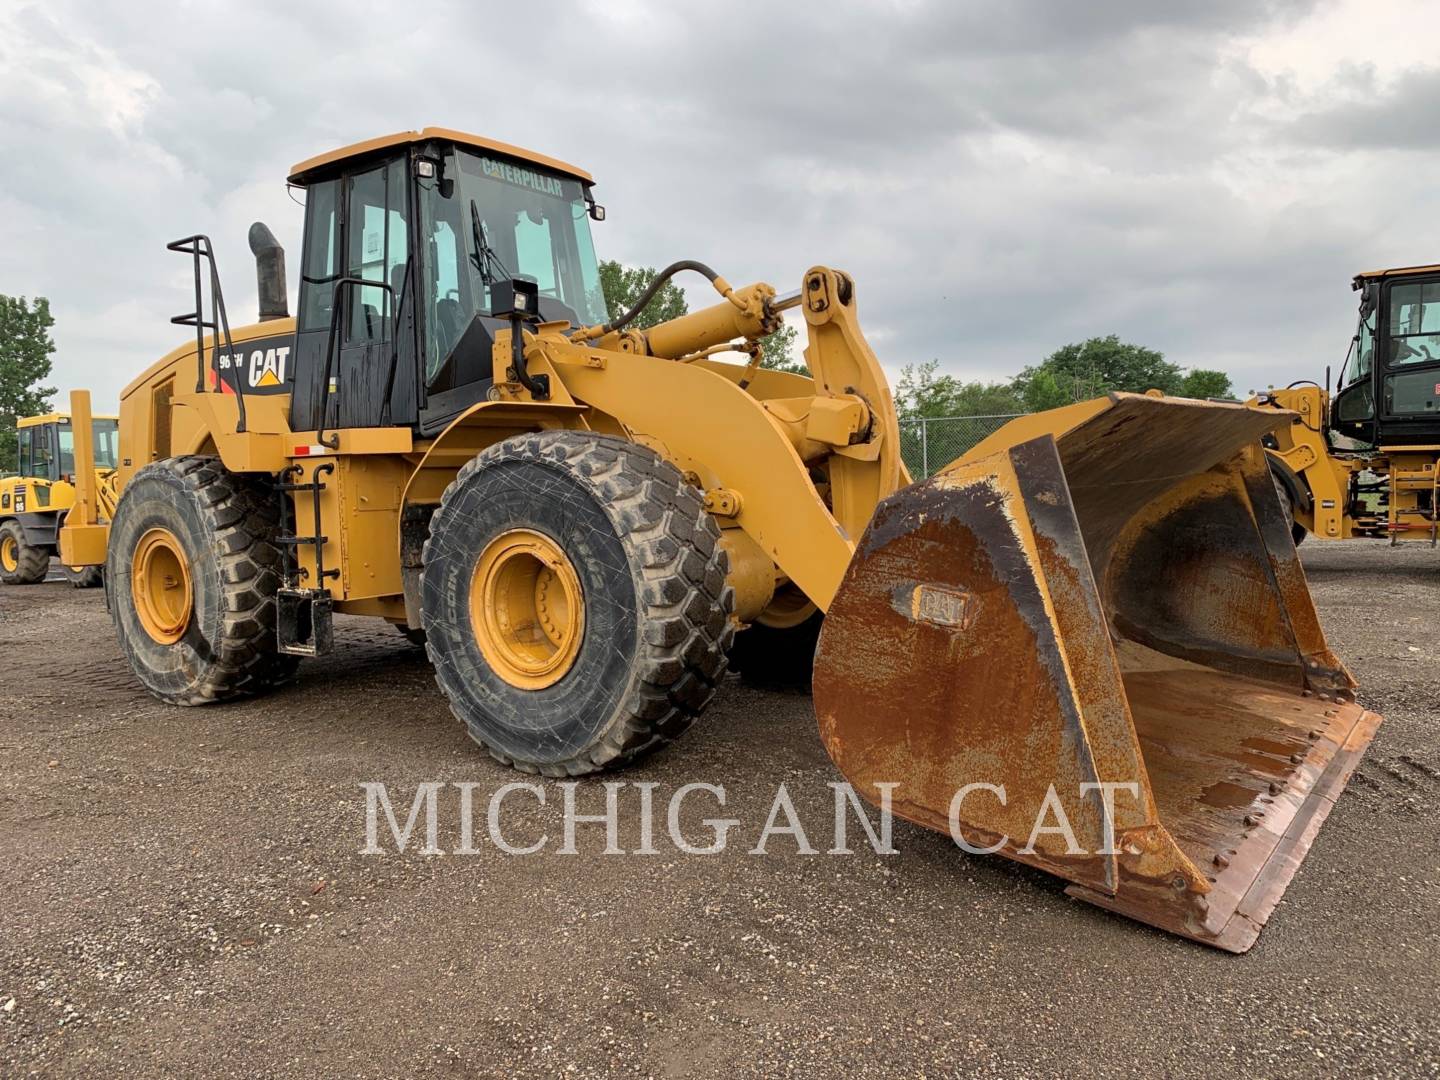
[290,156,418,433]
[1377,275,1440,444]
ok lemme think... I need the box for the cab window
[346,160,409,344]
[92,420,119,469]
[299,180,340,332]
[1351,307,1375,384]
[22,426,54,479]
[1387,281,1440,366]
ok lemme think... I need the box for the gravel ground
[0,541,1437,1078]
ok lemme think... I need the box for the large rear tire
[0,520,48,585]
[421,431,734,776]
[107,456,298,705]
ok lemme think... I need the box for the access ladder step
[273,481,327,493]
[277,588,334,657]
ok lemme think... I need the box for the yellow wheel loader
[59,128,1381,952]
[1,412,118,586]
[1256,263,1440,544]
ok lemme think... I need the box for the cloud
[1293,66,1440,150]
[0,0,1436,412]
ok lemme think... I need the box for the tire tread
[113,456,297,705]
[423,431,734,776]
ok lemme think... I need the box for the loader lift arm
[519,265,906,610]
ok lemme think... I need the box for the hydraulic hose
[574,260,731,341]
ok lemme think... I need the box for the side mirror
[1359,283,1378,320]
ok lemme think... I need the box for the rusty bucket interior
[813,393,1382,952]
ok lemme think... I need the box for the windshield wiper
[469,199,511,287]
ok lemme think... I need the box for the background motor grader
[60,128,1380,952]
[1258,263,1440,545]
[0,411,118,586]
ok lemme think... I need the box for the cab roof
[18,413,118,428]
[1354,263,1440,284]
[287,127,594,186]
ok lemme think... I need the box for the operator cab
[285,128,608,436]
[1334,264,1440,447]
[15,414,120,483]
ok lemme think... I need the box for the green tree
[1012,335,1182,411]
[1178,368,1234,399]
[0,295,57,472]
[895,360,1024,420]
[597,260,689,330]
[758,321,806,374]
[1019,369,1071,412]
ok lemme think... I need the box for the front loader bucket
[813,393,1382,952]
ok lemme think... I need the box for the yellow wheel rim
[131,527,192,644]
[470,528,584,689]
[0,534,17,574]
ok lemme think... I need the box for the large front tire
[0,520,48,585]
[107,456,297,705]
[421,431,734,776]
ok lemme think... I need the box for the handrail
[166,235,248,434]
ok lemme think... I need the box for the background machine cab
[0,413,119,586]
[1333,265,1440,447]
[1258,264,1440,542]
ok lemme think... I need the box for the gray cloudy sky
[3,0,1439,410]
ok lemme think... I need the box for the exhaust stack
[248,222,289,321]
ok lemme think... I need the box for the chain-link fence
[898,414,1024,478]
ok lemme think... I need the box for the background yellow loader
[1257,263,1440,545]
[59,127,1380,952]
[1,411,118,586]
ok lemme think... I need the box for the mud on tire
[421,431,734,776]
[108,456,298,705]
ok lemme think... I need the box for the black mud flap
[278,588,334,657]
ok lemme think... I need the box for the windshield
[92,419,119,469]
[419,148,607,381]
[56,419,119,474]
